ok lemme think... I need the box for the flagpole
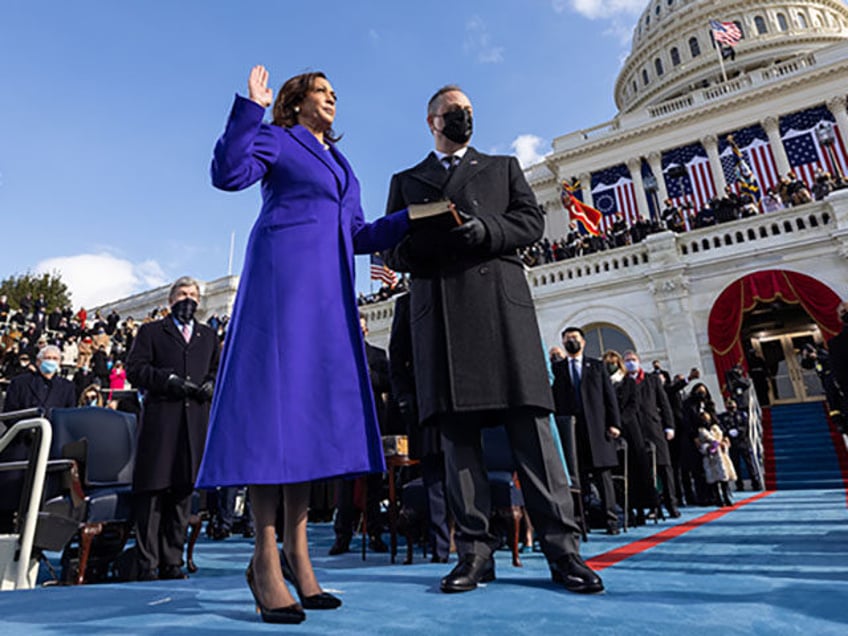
[227,231,235,276]
[713,38,728,84]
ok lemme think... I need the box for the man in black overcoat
[551,327,622,534]
[126,276,220,580]
[624,350,680,517]
[383,85,602,594]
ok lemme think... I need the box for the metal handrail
[0,410,53,590]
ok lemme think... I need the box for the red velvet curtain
[708,270,842,390]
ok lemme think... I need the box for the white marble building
[361,0,848,405]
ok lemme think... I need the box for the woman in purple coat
[196,66,408,624]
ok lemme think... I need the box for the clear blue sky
[0,0,646,308]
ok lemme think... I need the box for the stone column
[701,134,727,194]
[826,96,848,176]
[578,172,594,208]
[627,157,651,220]
[647,152,669,205]
[762,115,791,177]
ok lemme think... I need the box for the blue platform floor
[1,489,847,635]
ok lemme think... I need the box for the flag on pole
[710,20,742,47]
[719,124,780,194]
[561,180,602,236]
[590,164,639,232]
[726,135,761,201]
[369,253,398,287]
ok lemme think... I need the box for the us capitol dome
[618,0,848,114]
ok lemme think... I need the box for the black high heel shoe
[245,559,306,624]
[280,551,342,610]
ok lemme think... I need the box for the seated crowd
[522,169,847,268]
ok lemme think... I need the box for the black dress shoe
[368,535,389,553]
[667,508,682,518]
[328,536,351,556]
[605,523,621,535]
[439,553,495,593]
[159,565,188,580]
[430,555,450,564]
[550,554,604,594]
[280,551,342,610]
[245,560,305,624]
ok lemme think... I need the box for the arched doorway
[582,322,636,359]
[707,270,841,405]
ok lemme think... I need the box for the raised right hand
[247,65,273,108]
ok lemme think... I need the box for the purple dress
[196,95,408,487]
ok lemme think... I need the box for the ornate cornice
[545,58,848,167]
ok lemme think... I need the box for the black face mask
[606,362,619,376]
[842,313,848,325]
[564,340,581,355]
[441,109,473,144]
[171,298,198,324]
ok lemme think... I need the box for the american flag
[590,164,638,232]
[662,142,717,211]
[369,253,398,287]
[710,20,742,47]
[780,106,848,188]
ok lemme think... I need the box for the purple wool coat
[196,95,408,487]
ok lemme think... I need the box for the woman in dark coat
[195,66,408,623]
[681,383,719,505]
[603,350,659,524]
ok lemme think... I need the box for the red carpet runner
[586,491,773,572]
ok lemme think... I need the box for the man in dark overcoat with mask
[127,276,220,580]
[383,85,602,595]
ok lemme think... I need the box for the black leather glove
[449,211,488,248]
[193,380,214,403]
[166,374,199,399]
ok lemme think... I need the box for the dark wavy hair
[271,71,340,142]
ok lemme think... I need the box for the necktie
[571,358,582,409]
[181,323,191,343]
[442,155,459,176]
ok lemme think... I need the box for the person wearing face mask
[383,85,603,595]
[602,350,660,525]
[623,350,680,518]
[78,384,104,408]
[126,276,220,582]
[2,344,76,415]
[552,328,622,535]
[680,382,718,505]
[72,363,99,401]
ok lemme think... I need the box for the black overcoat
[383,148,553,424]
[127,318,220,492]
[551,357,620,469]
[634,373,674,466]
[3,371,77,414]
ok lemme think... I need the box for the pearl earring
[294,106,300,113]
